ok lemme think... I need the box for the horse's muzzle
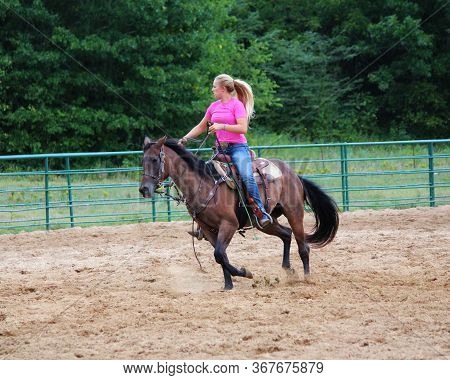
[139,185,152,198]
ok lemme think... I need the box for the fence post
[428,142,435,207]
[166,185,172,222]
[65,157,75,227]
[44,157,50,230]
[340,144,349,211]
[151,197,156,222]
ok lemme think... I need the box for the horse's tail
[299,176,339,248]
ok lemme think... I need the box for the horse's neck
[165,150,213,204]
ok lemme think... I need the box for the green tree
[0,0,276,154]
[233,0,449,141]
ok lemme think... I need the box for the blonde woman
[179,74,272,228]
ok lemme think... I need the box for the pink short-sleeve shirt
[205,98,248,143]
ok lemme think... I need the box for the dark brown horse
[139,136,339,290]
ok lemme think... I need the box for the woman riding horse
[140,135,339,290]
[178,74,273,228]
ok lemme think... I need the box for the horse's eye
[152,157,158,163]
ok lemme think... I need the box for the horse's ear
[143,136,152,147]
[155,136,167,147]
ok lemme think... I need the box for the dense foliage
[0,0,448,154]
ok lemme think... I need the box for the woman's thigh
[229,145,252,178]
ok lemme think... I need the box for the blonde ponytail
[233,79,254,122]
[214,74,255,122]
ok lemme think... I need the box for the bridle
[142,145,166,187]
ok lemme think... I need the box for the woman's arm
[209,117,248,134]
[179,116,210,144]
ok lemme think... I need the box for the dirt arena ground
[0,206,449,360]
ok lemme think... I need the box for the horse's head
[139,136,167,198]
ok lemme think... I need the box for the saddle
[205,151,281,229]
[211,156,282,188]
[207,149,282,192]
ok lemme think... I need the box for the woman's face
[212,80,227,99]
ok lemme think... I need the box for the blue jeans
[223,143,266,212]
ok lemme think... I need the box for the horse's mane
[166,138,213,179]
[145,138,212,179]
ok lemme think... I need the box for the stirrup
[265,212,274,224]
[255,212,273,229]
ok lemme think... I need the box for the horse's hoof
[222,285,234,291]
[187,229,204,240]
[304,274,314,284]
[284,267,296,276]
[285,267,300,284]
[242,267,253,279]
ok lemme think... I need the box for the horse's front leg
[221,266,233,291]
[214,222,252,290]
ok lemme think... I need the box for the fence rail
[1,139,449,233]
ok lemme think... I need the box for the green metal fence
[1,139,449,233]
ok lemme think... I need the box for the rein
[192,132,211,156]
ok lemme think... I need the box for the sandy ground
[0,206,449,360]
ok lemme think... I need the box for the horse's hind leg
[259,219,293,271]
[283,209,310,278]
[299,240,310,277]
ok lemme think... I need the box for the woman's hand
[208,123,226,134]
[177,136,188,146]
